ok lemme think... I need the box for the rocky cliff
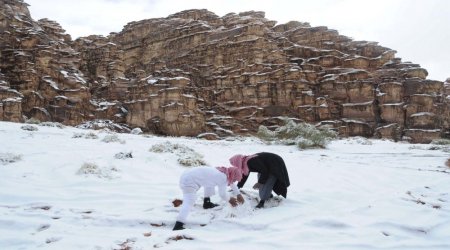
[1,1,449,142]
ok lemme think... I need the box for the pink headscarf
[216,166,243,185]
[229,154,255,176]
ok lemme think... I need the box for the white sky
[24,0,450,81]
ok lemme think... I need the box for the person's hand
[237,194,245,204]
[253,183,262,190]
[229,197,238,207]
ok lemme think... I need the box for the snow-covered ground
[0,121,449,250]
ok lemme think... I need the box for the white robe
[176,166,240,223]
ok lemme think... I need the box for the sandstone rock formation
[0,0,91,126]
[1,1,448,143]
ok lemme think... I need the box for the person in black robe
[229,152,290,208]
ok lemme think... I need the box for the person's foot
[173,221,185,231]
[203,197,219,209]
[255,200,265,209]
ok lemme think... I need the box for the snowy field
[0,121,449,250]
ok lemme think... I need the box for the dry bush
[40,122,65,129]
[77,162,102,175]
[0,153,22,165]
[85,132,99,139]
[25,118,41,124]
[149,141,206,167]
[130,128,143,135]
[101,134,125,144]
[77,162,118,179]
[431,139,450,145]
[114,152,133,159]
[20,125,38,131]
[72,132,84,138]
[72,132,99,139]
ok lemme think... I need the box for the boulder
[374,123,401,141]
[404,129,441,144]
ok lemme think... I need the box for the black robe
[237,152,290,198]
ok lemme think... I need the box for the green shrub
[431,139,450,145]
[257,118,337,149]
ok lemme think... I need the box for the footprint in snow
[45,237,62,244]
[37,224,51,232]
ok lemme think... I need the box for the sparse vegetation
[149,141,206,167]
[24,120,65,129]
[114,152,133,159]
[25,118,41,124]
[77,162,118,178]
[40,122,65,129]
[178,154,206,167]
[72,132,99,139]
[257,118,337,149]
[409,143,450,153]
[102,134,125,144]
[77,162,102,175]
[408,145,424,150]
[85,132,99,139]
[72,133,84,138]
[20,125,38,131]
[431,139,450,145]
[76,119,131,133]
[0,153,22,165]
[345,136,373,145]
[131,128,143,135]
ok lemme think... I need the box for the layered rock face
[0,0,91,125]
[1,2,448,142]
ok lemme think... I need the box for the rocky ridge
[1,1,448,142]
